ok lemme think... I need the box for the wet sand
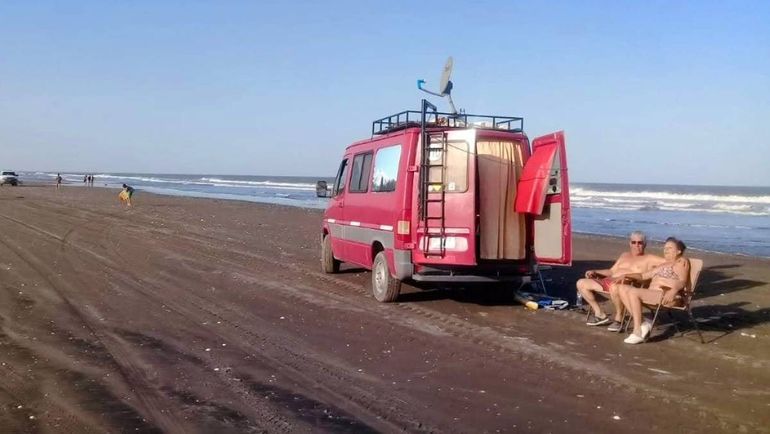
[1,185,769,433]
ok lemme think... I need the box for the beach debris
[205,348,211,352]
[280,316,285,320]
[612,415,621,420]
[739,332,757,338]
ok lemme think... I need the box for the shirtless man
[577,231,664,331]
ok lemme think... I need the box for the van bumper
[411,274,532,283]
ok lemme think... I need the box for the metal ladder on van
[419,99,448,257]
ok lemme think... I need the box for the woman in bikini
[616,237,689,344]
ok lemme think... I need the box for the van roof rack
[372,109,523,136]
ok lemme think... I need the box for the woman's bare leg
[627,288,644,336]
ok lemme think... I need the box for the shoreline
[22,181,770,260]
[572,230,770,260]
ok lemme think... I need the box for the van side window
[349,152,373,193]
[372,145,401,192]
[333,158,349,196]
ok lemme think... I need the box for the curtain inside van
[476,140,526,260]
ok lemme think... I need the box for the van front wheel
[321,235,340,273]
[372,251,401,303]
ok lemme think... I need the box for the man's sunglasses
[630,241,645,245]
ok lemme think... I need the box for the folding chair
[638,258,704,343]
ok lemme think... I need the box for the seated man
[576,231,664,330]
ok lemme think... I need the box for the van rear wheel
[321,234,340,273]
[372,251,401,303]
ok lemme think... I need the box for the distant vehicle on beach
[317,58,571,302]
[0,171,19,186]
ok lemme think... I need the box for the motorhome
[318,98,571,302]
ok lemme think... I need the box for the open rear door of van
[514,131,571,265]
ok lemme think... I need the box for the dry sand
[0,185,768,433]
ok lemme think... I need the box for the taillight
[396,208,411,245]
[397,220,410,235]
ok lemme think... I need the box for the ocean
[21,172,770,258]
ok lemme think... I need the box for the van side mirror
[316,180,330,198]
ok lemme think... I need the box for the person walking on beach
[83,174,88,185]
[88,174,94,186]
[120,183,135,207]
[56,173,63,189]
[576,231,664,331]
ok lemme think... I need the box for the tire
[321,234,340,273]
[372,251,401,303]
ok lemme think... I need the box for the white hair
[629,231,647,243]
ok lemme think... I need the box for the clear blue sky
[1,1,768,185]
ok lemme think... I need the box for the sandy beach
[1,185,768,433]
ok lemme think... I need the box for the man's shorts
[593,277,615,292]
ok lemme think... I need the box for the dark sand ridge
[0,185,768,433]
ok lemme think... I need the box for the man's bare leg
[618,284,633,318]
[608,285,624,322]
[576,278,607,319]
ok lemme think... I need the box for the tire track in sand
[5,201,763,433]
[0,210,427,433]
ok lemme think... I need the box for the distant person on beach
[88,174,94,186]
[577,231,664,331]
[119,183,135,207]
[83,175,88,184]
[56,173,62,189]
[616,237,690,344]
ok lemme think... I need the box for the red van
[318,100,570,302]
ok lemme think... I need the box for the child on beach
[56,173,62,189]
